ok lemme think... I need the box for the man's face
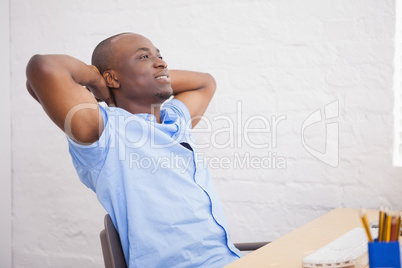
[112,34,173,104]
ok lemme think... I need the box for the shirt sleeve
[163,98,192,125]
[66,105,110,190]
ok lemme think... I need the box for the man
[26,32,241,267]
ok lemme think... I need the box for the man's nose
[154,58,167,69]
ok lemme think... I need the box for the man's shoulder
[162,98,191,123]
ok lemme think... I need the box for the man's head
[92,33,173,110]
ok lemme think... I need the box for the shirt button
[149,116,154,121]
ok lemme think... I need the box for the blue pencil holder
[368,240,401,268]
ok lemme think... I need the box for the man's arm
[26,54,113,144]
[169,70,216,128]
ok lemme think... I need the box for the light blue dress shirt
[67,99,241,267]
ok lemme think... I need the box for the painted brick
[10,0,401,267]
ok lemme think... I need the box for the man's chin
[155,91,173,101]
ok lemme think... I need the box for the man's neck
[115,100,162,123]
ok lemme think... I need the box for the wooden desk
[226,208,377,268]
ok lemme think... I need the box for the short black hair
[91,32,130,74]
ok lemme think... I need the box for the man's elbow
[26,55,45,101]
[203,73,217,95]
[26,54,53,79]
[26,80,40,103]
[26,55,58,99]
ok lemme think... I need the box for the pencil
[390,215,397,242]
[382,209,389,242]
[385,213,392,242]
[378,208,385,242]
[396,213,401,241]
[360,209,373,242]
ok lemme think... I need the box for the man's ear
[103,71,121,89]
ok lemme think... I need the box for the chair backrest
[99,213,269,267]
[100,214,127,268]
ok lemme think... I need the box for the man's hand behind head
[87,65,115,107]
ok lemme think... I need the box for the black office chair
[100,214,127,268]
[100,214,269,268]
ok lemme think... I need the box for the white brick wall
[10,0,400,267]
